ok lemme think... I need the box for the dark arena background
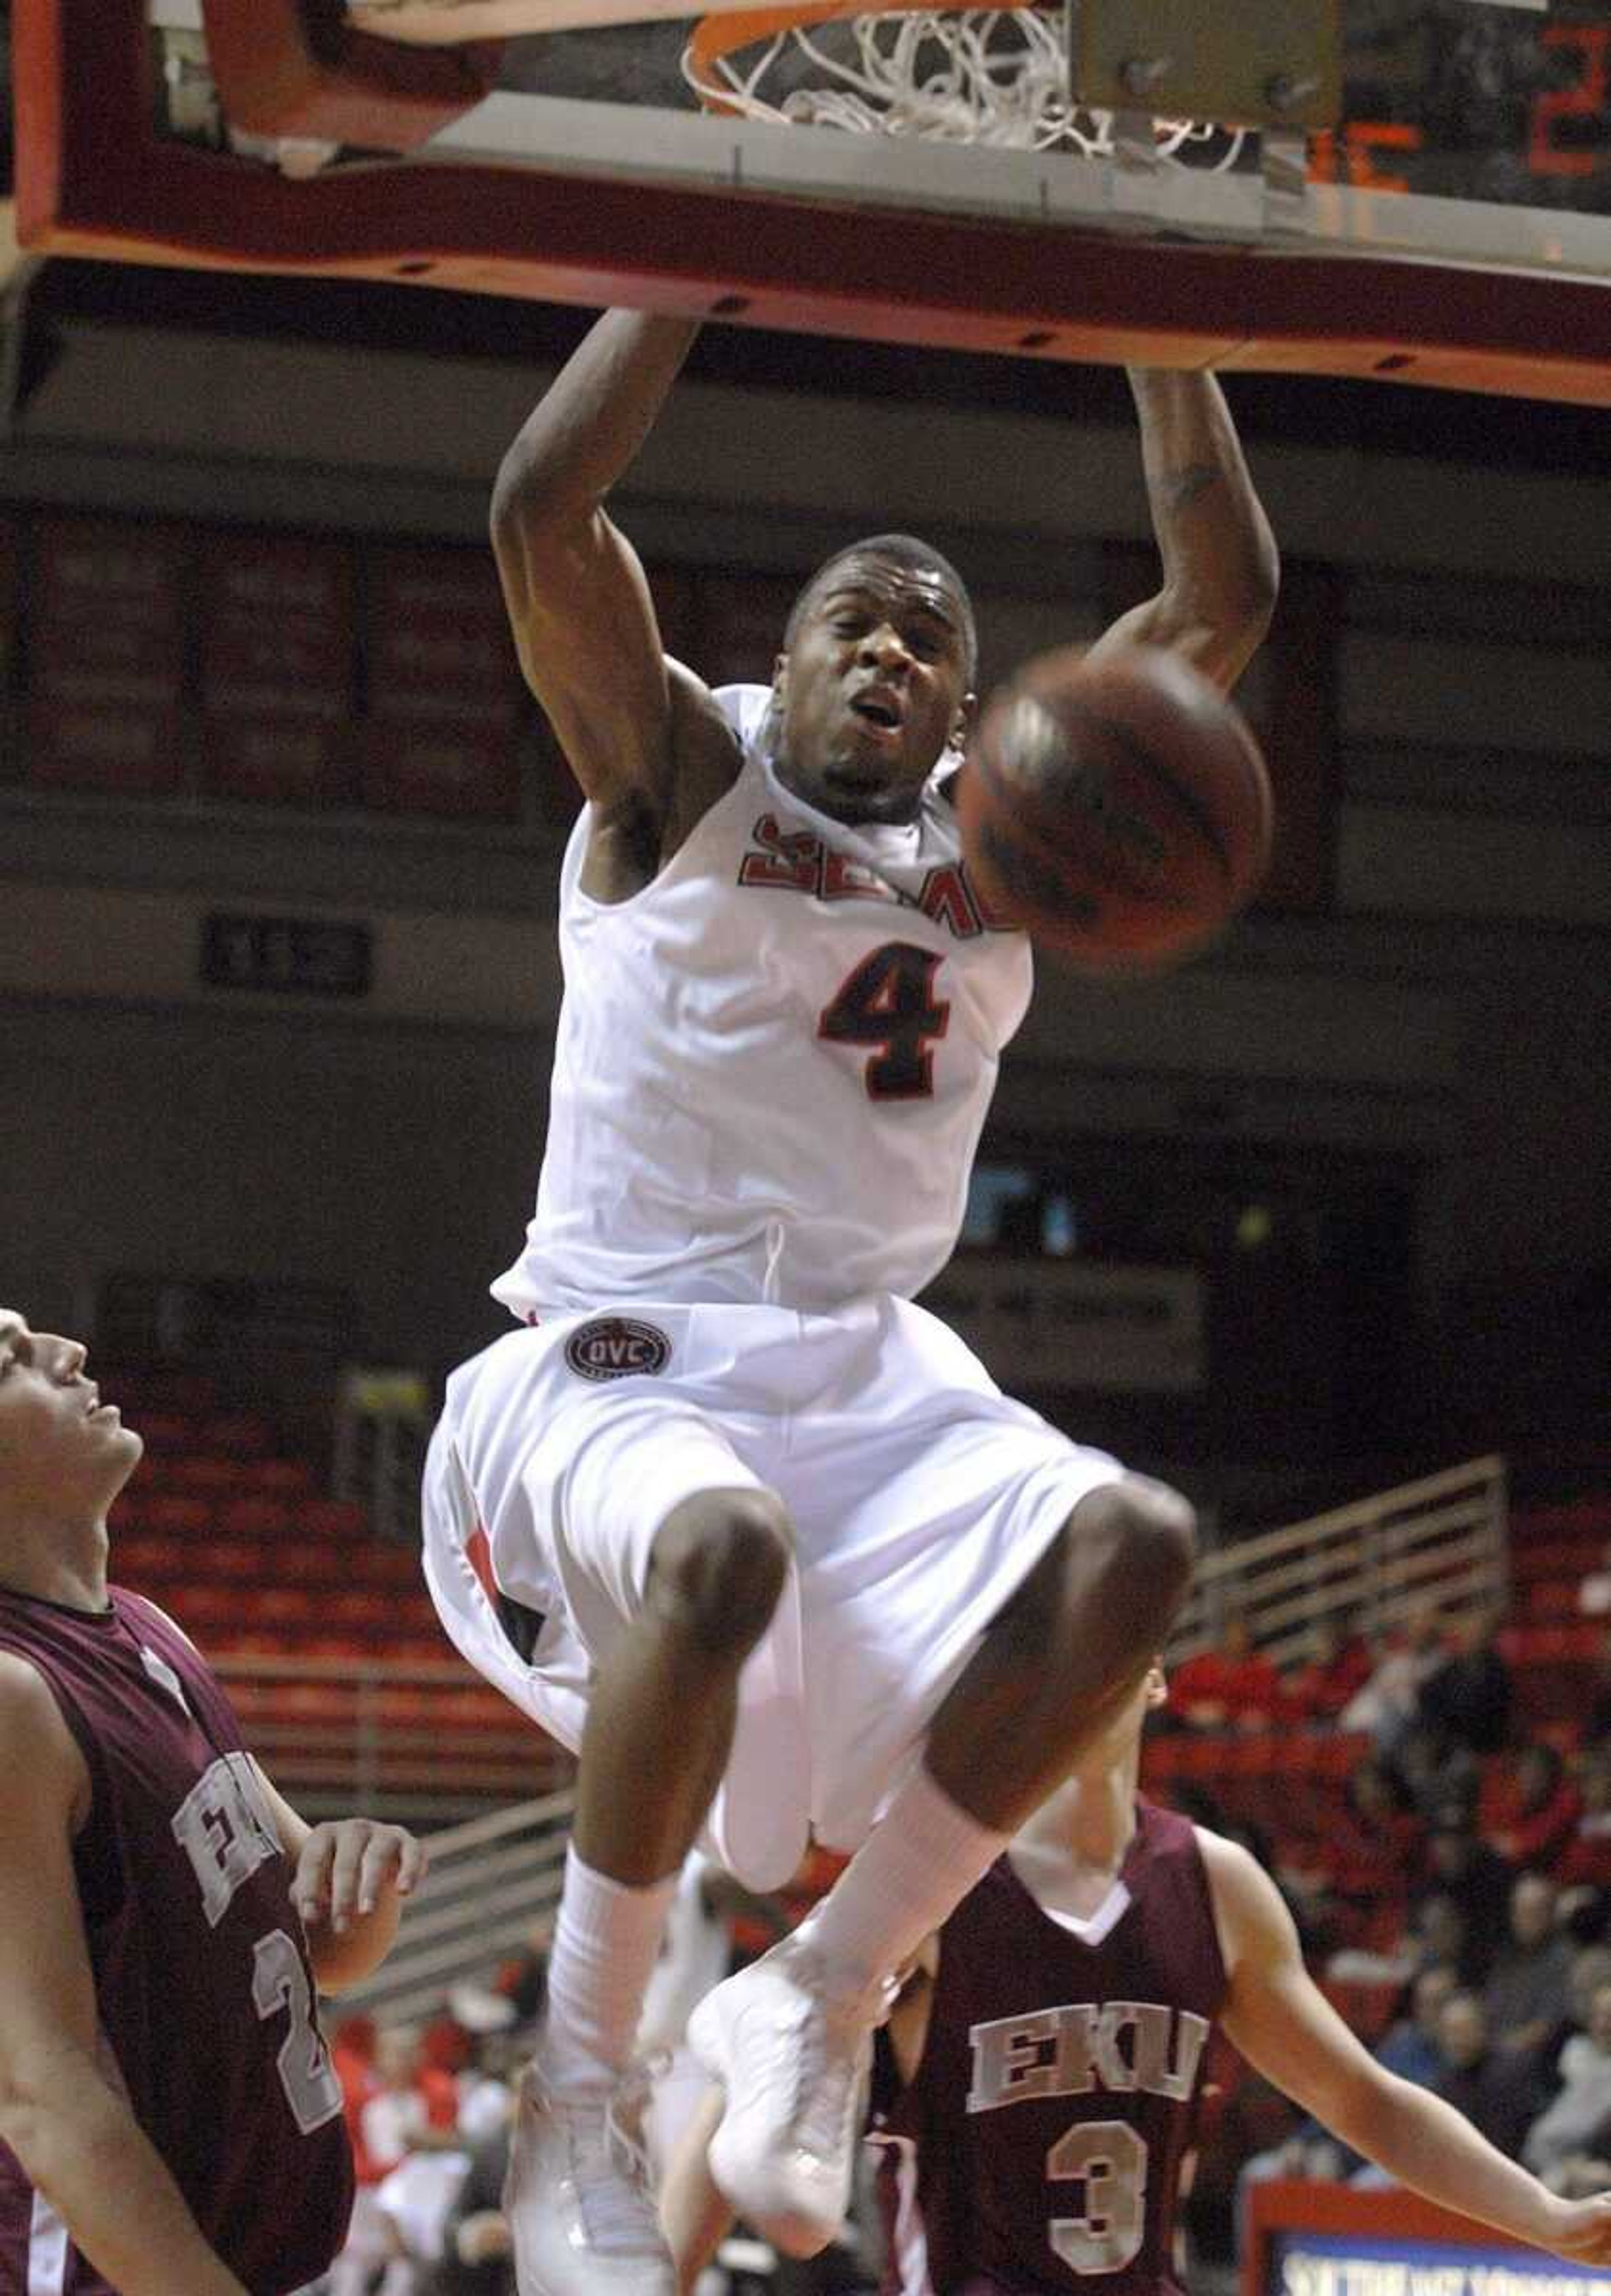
[2,3,1611,2290]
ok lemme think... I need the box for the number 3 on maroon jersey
[1048,2120,1148,2275]
[819,943,950,1101]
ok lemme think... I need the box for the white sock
[803,1763,1010,1996]
[542,1847,678,2095]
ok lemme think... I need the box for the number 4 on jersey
[819,942,950,1101]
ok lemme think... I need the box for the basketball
[958,643,1273,974]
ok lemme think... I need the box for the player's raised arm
[0,1658,252,2296]
[1202,1830,1611,2265]
[489,309,709,840]
[1090,371,1278,691]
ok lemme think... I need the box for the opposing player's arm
[490,309,736,867]
[248,1758,426,1994]
[887,1931,942,2087]
[1089,372,1278,692]
[661,2082,733,2296]
[1201,1830,1611,2263]
[0,1656,253,2296]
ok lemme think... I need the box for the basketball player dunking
[420,308,1278,2296]
[665,1669,1611,2294]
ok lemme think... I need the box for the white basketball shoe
[502,2053,675,2296]
[686,1936,895,2259]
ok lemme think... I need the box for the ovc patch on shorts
[564,1316,673,1382]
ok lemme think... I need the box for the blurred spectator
[1377,1964,1466,2087]
[378,2148,472,2296]
[1340,1607,1448,1754]
[494,1926,549,2027]
[1169,1613,1283,1731]
[1578,1545,1611,1619]
[427,2107,515,2296]
[446,1977,518,2045]
[1484,1873,1575,2072]
[331,2022,398,2296]
[1324,1758,1424,1921]
[341,2025,477,2296]
[373,2024,519,2296]
[1569,1947,1611,2032]
[1415,1813,1514,1972]
[361,2026,440,2169]
[1430,1992,1538,2160]
[1495,1745,1584,1875]
[1583,1630,1611,1751]
[455,2027,521,2152]
[1417,1607,1513,1759]
[1392,1725,1479,1827]
[1283,1619,1372,1728]
[332,2012,378,2098]
[1560,1760,1611,1897]
[1409,1894,1491,1991]
[419,2017,472,2131]
[1524,1982,1611,2180]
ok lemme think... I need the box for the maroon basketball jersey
[0,1585,353,2296]
[870,1801,1226,2296]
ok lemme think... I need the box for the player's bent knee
[649,1488,793,1652]
[1066,1475,1197,1609]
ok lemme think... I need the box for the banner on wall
[200,532,358,804]
[28,516,188,792]
[1249,2182,1611,2296]
[363,545,525,817]
[1267,2231,1611,2296]
[923,1258,1204,1392]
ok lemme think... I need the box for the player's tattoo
[1165,462,1223,511]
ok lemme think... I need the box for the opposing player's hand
[292,1819,428,1934]
[1545,2193,1611,2265]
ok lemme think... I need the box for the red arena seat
[235,1586,323,1629]
[199,1413,274,1457]
[129,1412,193,1455]
[299,1497,368,1542]
[246,1459,317,1498]
[271,1540,354,1585]
[170,1455,240,1493]
[138,1492,213,1538]
[113,1534,188,1582]
[219,1493,296,1540]
[355,1544,424,1590]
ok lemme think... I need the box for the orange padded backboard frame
[13,0,1611,404]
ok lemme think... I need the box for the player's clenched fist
[293,1818,427,1935]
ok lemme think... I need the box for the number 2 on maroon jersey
[1047,2120,1148,2275]
[818,942,950,1101]
[252,1928,344,2135]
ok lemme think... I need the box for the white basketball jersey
[493,685,1033,1319]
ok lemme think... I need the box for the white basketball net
[682,10,1249,161]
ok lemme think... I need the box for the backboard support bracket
[1074,0,1342,131]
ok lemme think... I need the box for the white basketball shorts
[422,1294,1123,1889]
